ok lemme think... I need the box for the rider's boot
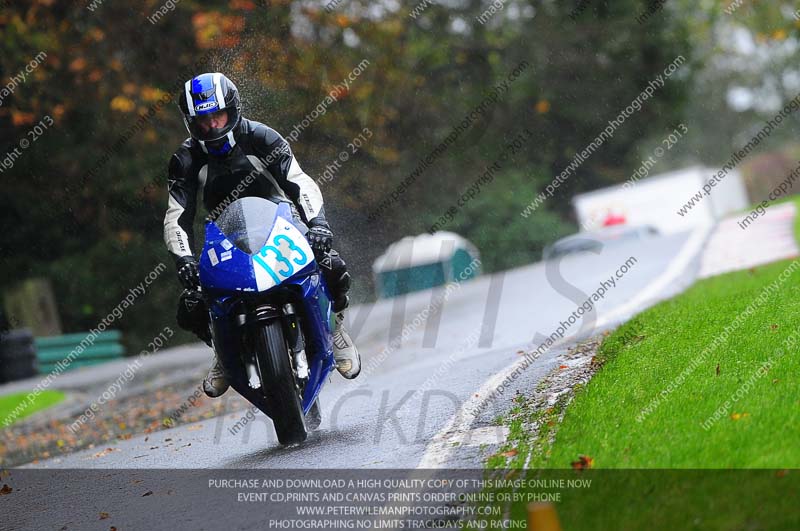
[333,311,361,379]
[203,351,230,398]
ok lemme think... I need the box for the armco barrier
[34,330,125,374]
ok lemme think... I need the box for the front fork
[282,303,309,381]
[247,302,309,385]
[211,297,311,392]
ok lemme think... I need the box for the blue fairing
[200,198,335,414]
[200,220,260,292]
[288,273,336,408]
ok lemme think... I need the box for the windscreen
[214,196,279,255]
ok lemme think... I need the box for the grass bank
[530,256,800,468]
[472,196,800,529]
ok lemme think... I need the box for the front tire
[254,319,307,445]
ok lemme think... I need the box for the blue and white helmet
[178,72,242,156]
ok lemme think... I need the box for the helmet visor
[184,106,240,142]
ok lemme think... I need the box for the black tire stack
[0,329,38,384]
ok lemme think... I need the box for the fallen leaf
[776,470,789,478]
[770,324,779,331]
[99,512,110,520]
[500,449,518,458]
[0,484,12,495]
[187,425,203,431]
[142,490,153,497]
[716,364,720,376]
[571,455,594,470]
[559,365,568,369]
[92,448,120,458]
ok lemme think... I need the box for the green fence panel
[36,344,125,363]
[33,330,125,374]
[34,330,122,349]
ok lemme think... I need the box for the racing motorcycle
[199,196,336,445]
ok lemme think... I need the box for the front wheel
[254,319,307,445]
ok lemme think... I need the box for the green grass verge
[531,257,800,468]
[470,196,800,529]
[0,390,66,426]
[529,194,800,468]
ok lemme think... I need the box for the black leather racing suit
[163,118,351,337]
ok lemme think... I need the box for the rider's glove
[176,255,200,291]
[307,223,333,257]
[177,288,212,347]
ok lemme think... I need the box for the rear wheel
[254,319,307,445]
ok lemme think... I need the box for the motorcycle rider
[163,72,360,398]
